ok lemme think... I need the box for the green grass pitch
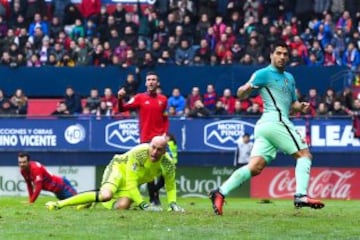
[0,196,359,240]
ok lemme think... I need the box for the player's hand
[167,202,185,212]
[139,202,163,212]
[117,88,126,99]
[300,102,310,113]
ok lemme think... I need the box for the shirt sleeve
[118,95,140,112]
[248,70,267,89]
[161,156,177,204]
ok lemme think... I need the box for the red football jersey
[20,161,65,203]
[118,92,169,143]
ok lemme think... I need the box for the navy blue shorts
[55,177,77,200]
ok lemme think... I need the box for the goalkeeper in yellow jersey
[45,136,184,212]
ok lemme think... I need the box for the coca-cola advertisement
[251,167,360,199]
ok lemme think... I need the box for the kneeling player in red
[18,152,77,203]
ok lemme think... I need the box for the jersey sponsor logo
[204,120,255,150]
[105,119,139,149]
[64,124,86,144]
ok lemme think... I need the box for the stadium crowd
[1,0,360,119]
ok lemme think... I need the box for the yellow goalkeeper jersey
[107,143,176,205]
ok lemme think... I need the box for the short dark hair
[146,71,159,81]
[243,133,250,138]
[18,152,30,160]
[271,40,289,53]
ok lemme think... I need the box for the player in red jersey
[118,71,169,205]
[18,152,77,203]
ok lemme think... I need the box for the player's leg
[112,197,132,210]
[209,123,277,215]
[147,180,160,205]
[55,177,78,200]
[46,162,121,210]
[270,121,324,209]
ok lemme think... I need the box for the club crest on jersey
[132,163,137,171]
[284,79,288,85]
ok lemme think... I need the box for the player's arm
[237,72,264,100]
[124,152,145,206]
[292,101,310,113]
[162,158,177,203]
[117,91,140,112]
[162,157,184,212]
[21,172,34,201]
[237,83,253,100]
[29,175,43,203]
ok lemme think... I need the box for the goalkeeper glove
[167,202,185,212]
[139,202,163,212]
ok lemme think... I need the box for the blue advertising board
[0,119,89,151]
[0,117,358,152]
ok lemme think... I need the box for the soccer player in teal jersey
[209,41,325,215]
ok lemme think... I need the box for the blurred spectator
[153,19,169,46]
[213,100,227,116]
[140,51,156,69]
[323,44,340,66]
[57,53,75,67]
[25,0,47,25]
[219,88,236,114]
[52,0,71,24]
[322,87,337,111]
[64,86,82,114]
[49,16,63,41]
[336,10,352,34]
[175,39,195,65]
[168,87,186,116]
[288,48,305,66]
[304,88,321,116]
[187,86,202,110]
[330,100,348,116]
[342,42,360,70]
[51,101,71,117]
[196,13,211,44]
[27,53,41,67]
[70,19,85,41]
[246,102,262,116]
[339,87,353,109]
[28,13,48,37]
[307,40,324,65]
[85,88,101,114]
[113,3,126,25]
[10,88,28,115]
[157,49,174,65]
[63,3,83,30]
[316,102,329,117]
[203,84,217,113]
[187,99,211,118]
[96,100,112,117]
[80,0,101,23]
[120,68,140,101]
[150,40,163,61]
[0,100,16,117]
[101,87,117,114]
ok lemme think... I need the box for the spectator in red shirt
[18,152,77,203]
[219,88,236,114]
[79,0,101,22]
[187,86,202,110]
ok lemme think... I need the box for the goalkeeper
[46,136,184,212]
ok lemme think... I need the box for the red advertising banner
[251,167,360,199]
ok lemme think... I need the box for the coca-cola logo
[269,170,355,199]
